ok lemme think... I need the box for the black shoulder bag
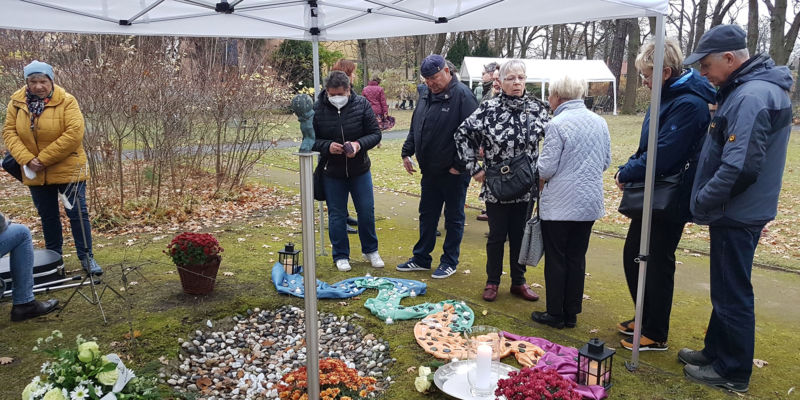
[484,106,537,201]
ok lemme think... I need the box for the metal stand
[296,150,320,400]
[54,171,128,325]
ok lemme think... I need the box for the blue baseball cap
[684,25,747,65]
[23,60,54,81]
[420,54,446,78]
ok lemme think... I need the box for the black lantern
[577,338,615,389]
[279,243,301,274]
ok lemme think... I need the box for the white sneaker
[363,251,385,268]
[335,259,351,272]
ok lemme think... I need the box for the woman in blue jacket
[614,39,715,351]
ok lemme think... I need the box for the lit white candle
[587,360,600,386]
[475,343,492,389]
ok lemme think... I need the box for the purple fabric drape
[501,331,608,400]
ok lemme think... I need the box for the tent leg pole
[305,7,322,397]
[626,13,665,373]
[312,30,326,257]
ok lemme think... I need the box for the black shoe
[346,216,358,226]
[565,314,577,328]
[531,311,565,329]
[678,348,713,366]
[10,299,59,322]
[435,230,441,237]
[684,364,748,393]
[346,226,357,234]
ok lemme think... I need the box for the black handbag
[313,158,325,201]
[1,152,23,182]
[485,153,536,201]
[618,162,689,220]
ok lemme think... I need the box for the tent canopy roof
[460,57,616,84]
[0,0,667,41]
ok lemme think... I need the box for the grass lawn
[264,114,800,272]
[1,113,797,400]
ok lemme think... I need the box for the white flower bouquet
[22,331,160,400]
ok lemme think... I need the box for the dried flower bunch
[165,232,223,266]
[278,358,377,400]
[495,367,581,400]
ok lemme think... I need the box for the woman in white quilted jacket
[531,75,611,329]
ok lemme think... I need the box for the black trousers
[623,217,685,342]
[541,220,594,316]
[485,201,529,286]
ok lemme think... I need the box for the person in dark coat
[312,71,383,272]
[680,25,793,393]
[397,54,479,279]
[614,39,715,351]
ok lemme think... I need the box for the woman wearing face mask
[312,70,383,272]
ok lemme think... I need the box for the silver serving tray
[433,360,519,399]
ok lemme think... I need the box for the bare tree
[763,0,800,65]
[622,19,641,114]
[748,0,760,54]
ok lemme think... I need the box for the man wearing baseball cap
[679,24,793,393]
[398,54,478,279]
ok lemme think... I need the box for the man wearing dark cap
[679,24,793,393]
[398,54,479,279]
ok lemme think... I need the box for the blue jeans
[323,171,378,261]
[412,172,470,268]
[29,181,94,261]
[0,223,35,304]
[703,224,763,383]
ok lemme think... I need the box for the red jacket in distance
[361,80,388,117]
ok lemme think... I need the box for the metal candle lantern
[577,338,615,389]
[279,243,301,275]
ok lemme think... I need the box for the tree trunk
[747,0,759,55]
[622,19,641,115]
[549,25,560,59]
[432,33,447,56]
[607,19,628,98]
[692,0,709,53]
[358,39,368,86]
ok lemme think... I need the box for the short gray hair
[709,48,750,61]
[549,75,587,100]
[499,59,526,81]
[325,70,351,90]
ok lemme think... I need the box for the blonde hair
[635,39,683,78]
[549,75,587,100]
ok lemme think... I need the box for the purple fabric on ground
[501,331,608,400]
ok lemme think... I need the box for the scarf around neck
[25,88,52,130]
[499,91,528,111]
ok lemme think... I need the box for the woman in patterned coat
[455,59,550,303]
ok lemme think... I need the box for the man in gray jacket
[679,25,793,393]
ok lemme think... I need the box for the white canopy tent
[0,0,671,394]
[460,56,618,114]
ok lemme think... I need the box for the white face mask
[329,95,349,110]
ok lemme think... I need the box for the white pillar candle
[475,343,493,389]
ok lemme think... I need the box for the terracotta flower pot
[176,255,221,295]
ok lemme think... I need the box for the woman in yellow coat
[2,60,102,275]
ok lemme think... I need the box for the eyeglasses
[503,75,527,83]
[639,73,651,82]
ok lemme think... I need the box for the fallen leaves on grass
[753,359,768,368]
[223,271,235,276]
[0,356,13,365]
[123,330,142,340]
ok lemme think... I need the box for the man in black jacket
[397,55,479,279]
